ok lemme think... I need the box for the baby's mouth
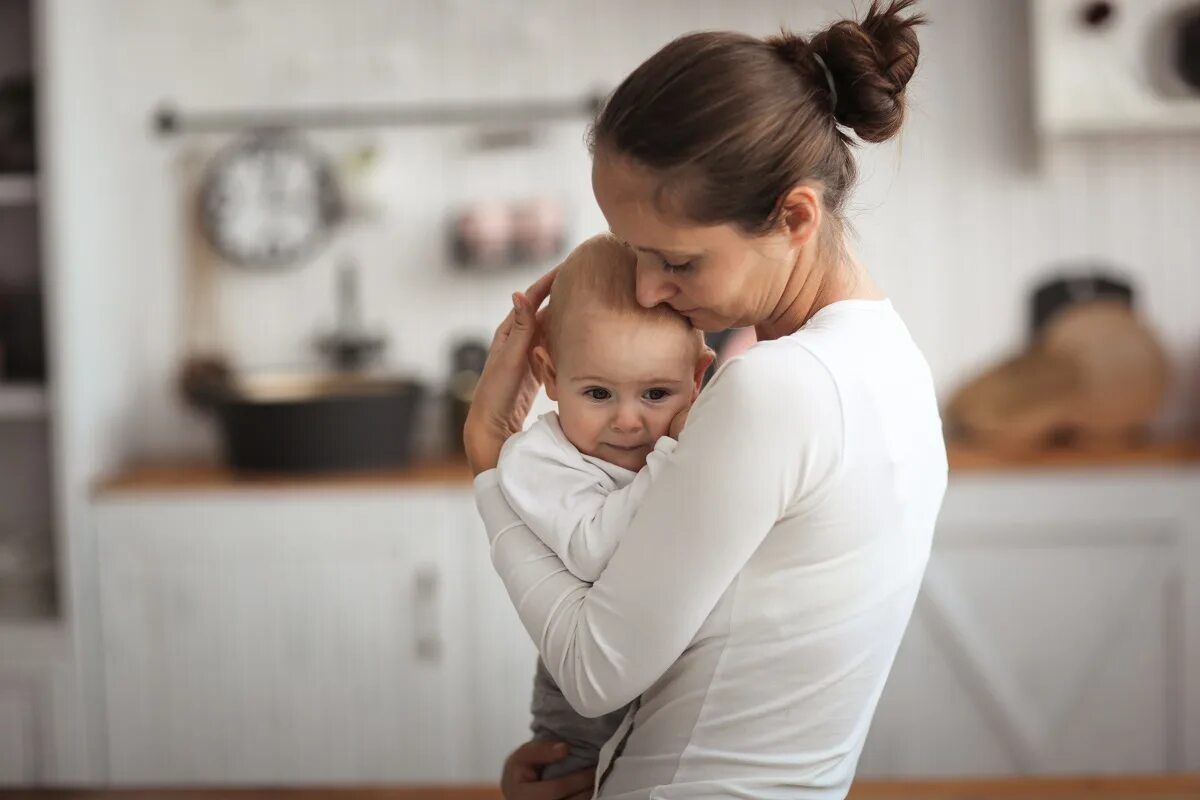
[606,442,649,452]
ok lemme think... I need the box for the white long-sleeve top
[497,412,676,582]
[475,299,948,799]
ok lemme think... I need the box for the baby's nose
[612,405,644,432]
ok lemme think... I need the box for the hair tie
[811,52,838,113]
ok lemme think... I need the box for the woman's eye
[585,388,611,401]
[644,388,670,401]
[663,260,692,274]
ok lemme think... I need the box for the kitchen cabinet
[858,468,1200,776]
[0,675,40,784]
[459,516,538,780]
[94,487,495,784]
[94,464,1200,784]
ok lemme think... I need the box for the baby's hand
[668,405,690,439]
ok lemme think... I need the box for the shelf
[0,384,46,420]
[0,174,37,206]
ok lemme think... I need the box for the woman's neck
[755,237,884,341]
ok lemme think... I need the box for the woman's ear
[532,345,558,401]
[692,347,716,401]
[777,184,822,251]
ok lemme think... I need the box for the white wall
[55,0,1200,464]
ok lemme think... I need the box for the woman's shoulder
[704,338,844,436]
[714,334,838,395]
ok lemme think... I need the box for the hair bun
[810,0,925,142]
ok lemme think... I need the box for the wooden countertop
[945,438,1200,472]
[95,439,1200,496]
[10,775,1200,799]
[95,458,475,496]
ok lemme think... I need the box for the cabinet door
[858,472,1199,776]
[0,677,39,784]
[96,490,471,784]
[458,505,539,781]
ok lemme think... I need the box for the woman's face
[591,152,798,332]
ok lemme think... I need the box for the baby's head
[534,234,713,471]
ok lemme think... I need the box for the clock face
[200,131,343,268]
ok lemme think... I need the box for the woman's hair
[588,0,925,236]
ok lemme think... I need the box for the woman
[466,2,947,798]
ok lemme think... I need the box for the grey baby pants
[530,657,633,780]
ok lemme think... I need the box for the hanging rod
[152,91,607,137]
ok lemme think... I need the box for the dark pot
[215,374,425,474]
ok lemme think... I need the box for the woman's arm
[477,350,844,716]
[464,270,557,475]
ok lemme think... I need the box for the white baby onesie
[497,412,677,583]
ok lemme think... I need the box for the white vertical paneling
[858,469,1200,777]
[96,489,475,784]
[0,677,40,784]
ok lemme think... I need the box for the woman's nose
[635,260,676,308]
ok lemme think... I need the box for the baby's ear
[532,344,558,401]
[692,347,716,400]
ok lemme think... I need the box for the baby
[497,233,713,779]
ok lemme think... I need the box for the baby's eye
[584,387,611,401]
[643,388,670,401]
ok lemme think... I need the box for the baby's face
[548,310,701,471]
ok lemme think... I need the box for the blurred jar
[511,197,565,264]
[451,201,513,270]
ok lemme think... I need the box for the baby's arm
[498,422,676,582]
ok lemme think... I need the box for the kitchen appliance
[1032,0,1200,135]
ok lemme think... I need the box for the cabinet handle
[413,564,443,664]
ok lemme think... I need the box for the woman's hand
[501,740,596,800]
[464,268,557,475]
[668,406,690,439]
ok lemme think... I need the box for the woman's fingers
[501,739,564,797]
[510,292,538,335]
[537,767,597,800]
[524,265,559,311]
[490,308,516,349]
[499,740,598,800]
[508,739,570,769]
